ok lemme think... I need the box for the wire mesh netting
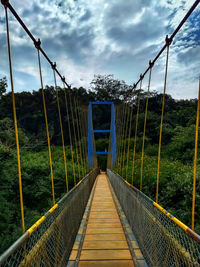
[107,169,200,267]
[0,169,98,267]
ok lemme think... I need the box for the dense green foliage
[0,74,199,254]
[0,143,83,253]
[117,99,200,232]
[122,151,200,233]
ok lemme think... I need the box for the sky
[0,0,199,99]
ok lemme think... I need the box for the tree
[90,74,133,102]
[0,117,29,148]
[0,77,7,98]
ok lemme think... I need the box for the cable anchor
[34,38,41,49]
[51,62,56,70]
[165,35,172,46]
[1,0,9,7]
[149,60,154,68]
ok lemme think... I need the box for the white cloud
[0,0,199,99]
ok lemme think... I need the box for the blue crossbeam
[93,130,111,133]
[96,152,110,155]
[90,101,113,105]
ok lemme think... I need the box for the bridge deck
[69,173,135,266]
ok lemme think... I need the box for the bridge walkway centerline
[69,172,146,266]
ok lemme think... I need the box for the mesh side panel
[0,169,98,267]
[107,169,200,267]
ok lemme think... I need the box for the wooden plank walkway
[70,173,135,266]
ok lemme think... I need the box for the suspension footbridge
[0,0,200,266]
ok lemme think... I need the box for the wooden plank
[92,197,112,198]
[89,213,119,219]
[89,212,118,216]
[72,241,79,250]
[89,211,117,214]
[70,173,135,265]
[90,209,116,212]
[79,260,135,266]
[134,249,143,259]
[91,205,115,208]
[92,199,113,200]
[91,203,115,205]
[86,227,124,234]
[91,202,114,205]
[87,223,122,228]
[69,250,78,261]
[82,240,129,250]
[84,234,126,241]
[90,206,116,209]
[80,249,132,260]
[88,218,120,223]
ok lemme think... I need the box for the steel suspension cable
[83,109,90,172]
[107,127,112,169]
[115,105,119,169]
[69,92,81,180]
[116,104,124,172]
[120,104,127,172]
[119,104,128,174]
[156,37,171,203]
[192,78,200,230]
[76,99,86,175]
[78,102,87,174]
[131,78,142,185]
[77,102,88,176]
[63,82,76,186]
[52,68,68,192]
[79,108,87,175]
[92,119,97,168]
[122,105,131,178]
[74,97,84,177]
[4,5,25,234]
[81,110,87,171]
[115,106,121,169]
[140,62,153,191]
[118,104,125,171]
[126,105,133,179]
[36,46,55,205]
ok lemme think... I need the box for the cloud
[0,0,199,99]
[79,10,92,22]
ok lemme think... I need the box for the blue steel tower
[88,102,117,168]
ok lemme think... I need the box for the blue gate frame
[88,101,117,168]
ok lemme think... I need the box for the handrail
[110,169,200,244]
[0,168,98,265]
